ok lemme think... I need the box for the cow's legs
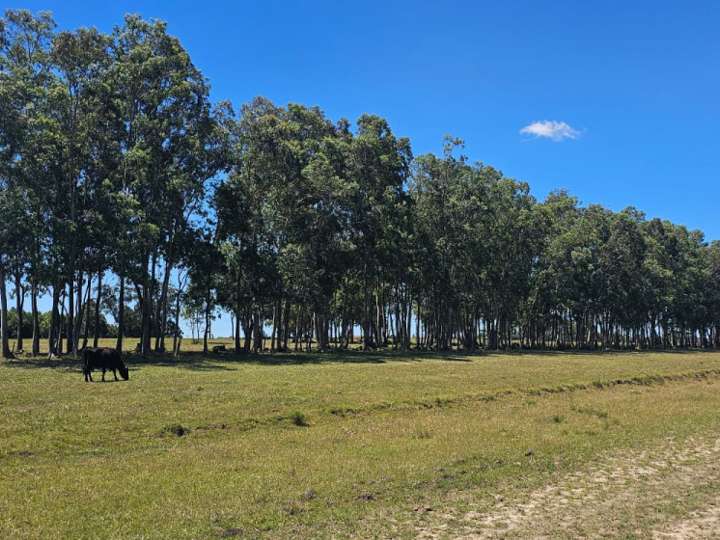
[101,368,106,382]
[113,369,118,381]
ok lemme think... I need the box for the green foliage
[1,9,719,359]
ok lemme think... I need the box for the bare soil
[414,434,720,539]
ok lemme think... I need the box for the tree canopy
[1,9,719,358]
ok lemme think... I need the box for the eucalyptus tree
[642,218,680,347]
[3,9,720,357]
[275,106,357,350]
[410,138,541,350]
[214,177,268,353]
[475,170,540,349]
[523,191,579,348]
[0,9,56,358]
[44,26,119,354]
[250,102,341,352]
[600,208,648,347]
[347,115,412,349]
[706,241,720,348]
[411,138,472,350]
[217,100,338,351]
[541,205,611,348]
[214,98,283,352]
[186,232,221,354]
[0,189,22,357]
[665,226,710,347]
[109,15,220,354]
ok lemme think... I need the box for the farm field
[3,4,719,539]
[3,349,720,538]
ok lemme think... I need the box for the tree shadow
[0,354,240,373]
[1,348,475,372]
[3,347,714,373]
[489,348,719,358]
[2,356,80,372]
[125,348,476,368]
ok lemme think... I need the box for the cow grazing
[82,347,129,382]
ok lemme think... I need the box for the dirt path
[653,498,720,539]
[414,434,720,539]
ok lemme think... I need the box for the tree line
[1,10,719,358]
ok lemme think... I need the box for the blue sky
[14,0,720,335]
[17,0,720,236]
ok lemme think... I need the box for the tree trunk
[93,270,103,348]
[48,283,61,357]
[14,273,24,352]
[234,307,241,353]
[72,272,85,354]
[242,314,252,352]
[116,274,125,354]
[315,312,329,351]
[66,280,74,354]
[156,251,174,352]
[57,289,66,355]
[31,277,40,356]
[270,301,278,352]
[203,290,211,354]
[172,285,182,355]
[252,310,262,352]
[362,269,375,350]
[140,251,155,355]
[283,300,290,351]
[0,268,11,358]
[81,278,92,349]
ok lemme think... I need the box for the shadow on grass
[122,348,476,370]
[2,356,81,371]
[2,346,716,372]
[2,347,475,371]
[492,348,718,358]
[0,354,240,372]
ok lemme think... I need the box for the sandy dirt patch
[414,435,720,539]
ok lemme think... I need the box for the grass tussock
[290,411,309,427]
[162,423,190,437]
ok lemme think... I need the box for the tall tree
[109,15,219,354]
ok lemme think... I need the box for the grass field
[3,346,720,538]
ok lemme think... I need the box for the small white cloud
[520,120,580,141]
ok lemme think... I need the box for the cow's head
[119,364,130,381]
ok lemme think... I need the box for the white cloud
[520,120,580,141]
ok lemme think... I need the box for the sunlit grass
[3,350,720,538]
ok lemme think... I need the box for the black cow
[82,347,129,382]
